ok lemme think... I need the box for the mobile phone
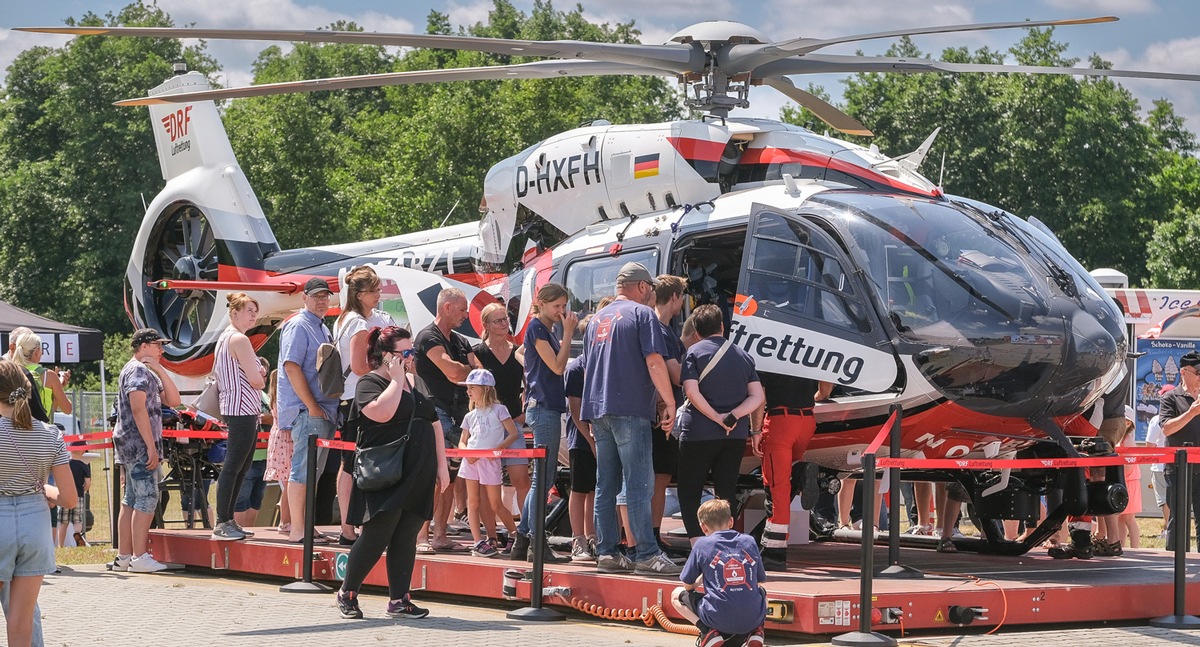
[723,413,738,427]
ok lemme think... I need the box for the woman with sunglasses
[333,266,398,546]
[337,326,449,619]
[472,300,530,552]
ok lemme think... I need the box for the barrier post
[832,452,897,647]
[879,406,921,579]
[281,433,332,593]
[507,445,565,622]
[1150,448,1200,627]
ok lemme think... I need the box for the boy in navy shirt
[672,499,766,647]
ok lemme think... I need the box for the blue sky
[4,0,1200,130]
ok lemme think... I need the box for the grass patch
[55,545,116,565]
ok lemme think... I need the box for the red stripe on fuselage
[740,147,940,198]
[666,137,728,163]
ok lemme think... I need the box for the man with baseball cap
[1160,350,1200,551]
[279,277,341,543]
[1146,384,1174,535]
[111,328,181,573]
[582,261,682,576]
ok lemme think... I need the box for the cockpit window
[745,213,868,332]
[828,195,1045,340]
[564,248,659,343]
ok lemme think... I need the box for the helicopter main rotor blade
[15,25,703,73]
[753,54,1200,83]
[758,76,872,136]
[115,59,672,106]
[722,16,1117,73]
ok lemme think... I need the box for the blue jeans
[592,415,658,562]
[288,412,335,485]
[122,460,161,515]
[518,404,563,537]
[0,493,50,647]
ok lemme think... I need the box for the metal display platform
[146,526,1197,637]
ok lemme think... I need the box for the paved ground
[31,565,1200,646]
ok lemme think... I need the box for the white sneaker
[130,553,169,573]
[570,536,596,562]
[108,555,132,572]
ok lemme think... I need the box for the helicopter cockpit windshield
[825,194,1046,343]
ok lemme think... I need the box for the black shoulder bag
[352,382,417,492]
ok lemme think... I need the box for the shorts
[57,506,85,526]
[289,412,335,485]
[569,446,597,493]
[459,456,503,486]
[235,460,267,512]
[122,460,161,515]
[0,493,56,579]
[652,426,679,477]
[435,406,464,482]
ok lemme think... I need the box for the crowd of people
[1,261,1173,647]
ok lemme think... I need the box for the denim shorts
[122,460,161,515]
[0,493,57,579]
[289,412,335,485]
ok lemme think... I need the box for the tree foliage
[0,2,218,335]
[226,0,682,249]
[796,29,1200,287]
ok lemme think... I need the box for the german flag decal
[634,153,660,179]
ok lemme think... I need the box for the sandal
[936,537,958,553]
[291,535,330,545]
[431,539,468,552]
[276,523,291,534]
[416,543,436,555]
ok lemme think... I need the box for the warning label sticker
[818,600,853,626]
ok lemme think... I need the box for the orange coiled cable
[560,597,700,636]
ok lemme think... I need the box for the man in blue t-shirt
[278,277,340,543]
[672,499,767,647]
[651,275,688,556]
[582,261,681,576]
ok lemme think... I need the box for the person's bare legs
[651,473,671,542]
[4,576,43,647]
[118,503,134,556]
[234,508,258,528]
[914,482,933,531]
[132,509,154,556]
[337,470,357,540]
[286,483,307,542]
[508,467,531,525]
[55,519,68,547]
[838,479,855,528]
[432,485,455,547]
[618,504,636,549]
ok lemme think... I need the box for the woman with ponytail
[0,358,77,646]
[335,326,448,619]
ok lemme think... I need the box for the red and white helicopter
[19,15,1200,553]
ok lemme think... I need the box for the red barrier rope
[315,436,547,459]
[863,410,898,457]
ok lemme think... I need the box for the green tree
[0,2,218,335]
[814,29,1172,285]
[224,0,682,246]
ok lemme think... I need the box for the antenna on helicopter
[438,199,461,229]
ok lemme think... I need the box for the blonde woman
[333,266,397,545]
[0,358,77,647]
[10,331,70,417]
[211,293,267,541]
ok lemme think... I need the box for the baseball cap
[1160,383,1176,396]
[1125,405,1135,424]
[616,262,656,286]
[457,368,496,387]
[304,277,332,296]
[131,328,171,348]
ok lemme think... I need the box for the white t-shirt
[462,403,512,450]
[334,309,397,400]
[1146,414,1166,473]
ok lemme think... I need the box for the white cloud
[1099,37,1200,135]
[1042,0,1157,15]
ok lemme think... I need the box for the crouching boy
[671,499,766,647]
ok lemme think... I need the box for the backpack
[316,316,354,399]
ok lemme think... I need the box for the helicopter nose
[1043,307,1124,416]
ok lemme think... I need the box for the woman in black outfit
[472,300,531,542]
[336,326,450,619]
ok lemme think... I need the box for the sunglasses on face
[390,348,416,359]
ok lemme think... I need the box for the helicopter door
[734,206,898,392]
